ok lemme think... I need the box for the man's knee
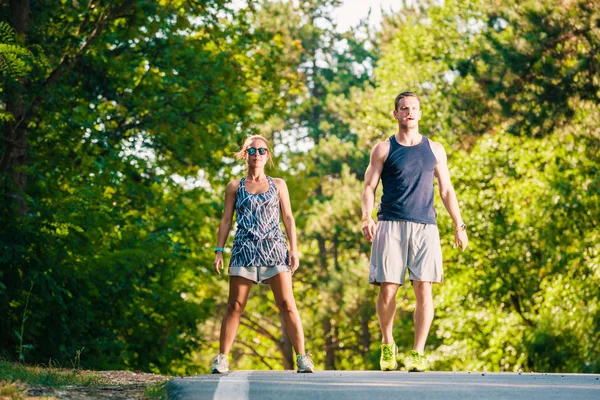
[413,282,433,305]
[379,284,399,304]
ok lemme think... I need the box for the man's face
[394,96,421,128]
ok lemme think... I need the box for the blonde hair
[235,134,274,168]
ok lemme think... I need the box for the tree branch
[0,136,26,148]
[510,293,533,327]
[240,314,281,348]
[14,1,138,133]
[237,340,275,369]
[76,0,96,36]
[247,311,279,330]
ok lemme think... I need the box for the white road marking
[213,371,250,400]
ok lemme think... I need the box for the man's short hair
[394,91,421,111]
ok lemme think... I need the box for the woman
[211,134,314,374]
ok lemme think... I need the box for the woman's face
[245,138,270,169]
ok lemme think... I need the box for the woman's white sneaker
[210,353,229,374]
[296,353,315,373]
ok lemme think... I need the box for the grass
[0,359,170,399]
[0,381,23,400]
[144,380,169,400]
[0,359,104,388]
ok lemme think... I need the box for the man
[361,91,468,372]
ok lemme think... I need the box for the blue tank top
[377,135,438,225]
[229,176,289,267]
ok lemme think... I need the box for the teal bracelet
[214,247,225,253]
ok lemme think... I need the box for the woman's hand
[289,252,300,273]
[214,252,224,274]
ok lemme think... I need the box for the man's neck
[395,127,422,146]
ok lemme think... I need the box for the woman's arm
[274,178,299,272]
[214,180,239,274]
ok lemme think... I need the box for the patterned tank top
[229,176,289,268]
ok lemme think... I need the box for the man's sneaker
[210,353,229,374]
[380,342,398,371]
[296,353,315,373]
[407,350,427,372]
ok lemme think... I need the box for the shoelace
[298,353,314,365]
[411,352,424,365]
[215,354,227,364]
[382,345,394,360]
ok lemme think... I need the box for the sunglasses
[247,147,268,156]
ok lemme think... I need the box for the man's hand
[361,217,376,242]
[455,229,468,251]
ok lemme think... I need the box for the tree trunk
[323,316,336,370]
[318,236,327,272]
[316,235,336,369]
[278,313,294,370]
[360,307,372,364]
[1,1,30,214]
[333,235,340,271]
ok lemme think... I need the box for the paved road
[167,371,600,399]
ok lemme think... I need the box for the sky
[331,0,402,32]
[228,0,403,32]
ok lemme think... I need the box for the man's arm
[361,141,388,242]
[431,141,468,251]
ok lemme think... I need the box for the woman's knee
[276,298,297,314]
[226,299,246,315]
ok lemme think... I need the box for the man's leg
[406,223,440,371]
[412,280,433,353]
[377,282,400,371]
[377,282,400,343]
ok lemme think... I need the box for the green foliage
[0,359,104,387]
[0,22,31,79]
[1,0,598,375]
[0,0,304,373]
[432,127,600,372]
[458,0,600,137]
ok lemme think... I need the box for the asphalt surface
[167,370,600,400]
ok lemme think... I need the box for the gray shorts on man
[369,220,443,286]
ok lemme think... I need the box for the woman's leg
[219,276,254,354]
[267,271,305,354]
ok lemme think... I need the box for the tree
[0,0,302,372]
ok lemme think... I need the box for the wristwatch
[455,223,467,232]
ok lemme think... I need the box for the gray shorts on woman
[228,265,292,284]
[369,220,443,286]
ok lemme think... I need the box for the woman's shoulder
[269,177,288,189]
[226,179,242,192]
